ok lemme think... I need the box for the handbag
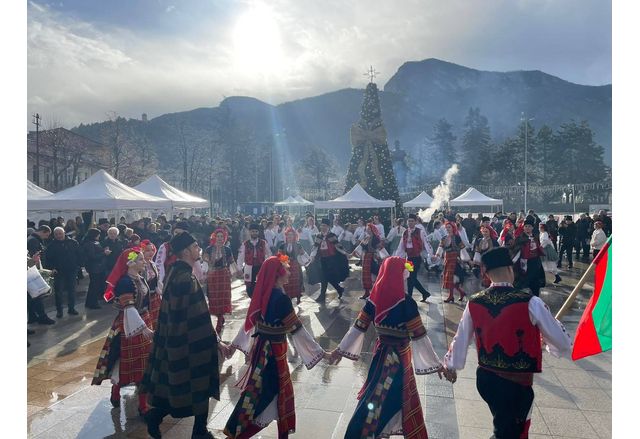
[27,265,52,298]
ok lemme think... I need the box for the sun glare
[233,4,286,77]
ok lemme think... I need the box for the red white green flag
[572,236,612,360]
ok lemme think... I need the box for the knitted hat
[170,232,197,253]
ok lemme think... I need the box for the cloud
[27,0,611,128]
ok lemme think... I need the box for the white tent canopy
[403,191,434,208]
[28,169,173,211]
[314,183,395,209]
[27,180,55,211]
[449,187,503,207]
[274,196,298,206]
[134,174,209,209]
[293,195,314,206]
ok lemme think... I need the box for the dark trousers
[320,280,342,296]
[86,271,105,307]
[146,406,208,435]
[54,271,77,312]
[407,256,429,298]
[558,243,574,268]
[27,294,47,321]
[476,367,534,439]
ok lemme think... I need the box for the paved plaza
[27,260,611,438]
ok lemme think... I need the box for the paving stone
[293,408,341,438]
[552,368,599,388]
[458,425,495,439]
[583,410,612,439]
[538,407,599,438]
[455,398,493,429]
[452,377,482,401]
[566,387,612,412]
[533,384,579,410]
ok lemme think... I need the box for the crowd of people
[25,207,610,437]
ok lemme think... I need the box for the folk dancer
[385,218,406,255]
[155,221,206,286]
[140,240,162,328]
[329,257,444,439]
[141,232,225,439]
[539,224,562,284]
[237,223,272,298]
[437,221,469,303]
[224,256,327,438]
[443,247,572,439]
[355,223,385,300]
[471,225,499,288]
[277,227,310,304]
[513,218,546,297]
[394,213,432,302]
[309,218,349,303]
[203,228,236,333]
[92,248,154,416]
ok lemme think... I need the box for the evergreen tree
[343,82,402,226]
[458,107,492,184]
[553,120,607,184]
[534,125,556,183]
[430,118,457,179]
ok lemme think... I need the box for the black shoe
[315,295,326,303]
[554,274,562,284]
[144,411,162,439]
[191,432,214,439]
[86,304,102,310]
[68,309,79,315]
[359,294,369,300]
[56,310,63,318]
[568,265,574,269]
[337,287,344,299]
[37,316,56,325]
[420,292,431,302]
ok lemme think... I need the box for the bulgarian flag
[571,236,612,360]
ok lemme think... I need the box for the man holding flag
[443,247,572,439]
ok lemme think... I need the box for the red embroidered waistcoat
[162,243,177,273]
[244,239,267,266]
[402,228,423,258]
[520,234,543,260]
[318,233,337,257]
[468,287,542,374]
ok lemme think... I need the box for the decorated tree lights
[341,67,403,227]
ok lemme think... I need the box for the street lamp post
[32,113,41,185]
[520,112,534,212]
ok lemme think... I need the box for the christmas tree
[342,77,403,227]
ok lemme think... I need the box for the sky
[27,0,612,129]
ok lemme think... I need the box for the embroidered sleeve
[529,296,572,358]
[406,316,427,340]
[282,311,303,334]
[354,302,374,332]
[337,325,366,360]
[444,303,474,370]
[231,326,255,355]
[289,326,325,369]
[412,335,443,374]
[123,306,147,337]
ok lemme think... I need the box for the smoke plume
[418,164,459,221]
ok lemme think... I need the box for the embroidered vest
[402,228,423,258]
[162,243,177,273]
[468,287,542,374]
[244,239,266,266]
[318,234,337,257]
[520,235,543,260]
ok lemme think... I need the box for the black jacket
[575,218,591,240]
[44,237,82,273]
[27,233,45,258]
[558,223,577,246]
[101,237,125,272]
[82,239,106,274]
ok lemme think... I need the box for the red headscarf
[366,222,381,239]
[445,221,459,236]
[103,247,143,302]
[284,226,299,242]
[243,255,289,331]
[210,227,229,246]
[140,239,156,256]
[480,224,499,240]
[369,256,409,325]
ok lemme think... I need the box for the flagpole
[555,236,612,320]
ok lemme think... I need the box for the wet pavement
[27,259,611,438]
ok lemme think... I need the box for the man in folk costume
[91,247,154,416]
[203,227,236,333]
[141,232,223,439]
[354,223,385,300]
[443,247,572,439]
[329,257,444,438]
[394,213,432,302]
[237,223,272,298]
[140,240,162,329]
[310,218,349,303]
[513,218,546,297]
[224,256,327,438]
[155,221,203,287]
[472,225,500,288]
[277,227,310,304]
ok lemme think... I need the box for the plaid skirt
[92,310,153,386]
[207,268,232,315]
[442,250,459,289]
[283,260,304,299]
[149,292,162,330]
[362,252,375,290]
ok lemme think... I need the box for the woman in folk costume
[539,223,562,284]
[437,221,468,303]
[277,227,310,304]
[300,216,319,254]
[203,228,235,333]
[513,218,546,297]
[91,247,154,416]
[224,255,327,438]
[329,257,444,439]
[472,225,500,288]
[499,219,516,250]
[355,223,385,300]
[140,240,161,329]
